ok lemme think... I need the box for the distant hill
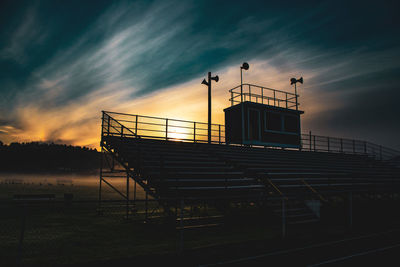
[0,141,100,173]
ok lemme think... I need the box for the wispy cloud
[0,6,48,64]
[1,0,400,150]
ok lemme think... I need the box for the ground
[1,176,400,266]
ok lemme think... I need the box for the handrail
[301,132,400,161]
[266,178,288,200]
[229,83,295,95]
[228,83,299,110]
[103,110,222,127]
[101,111,400,161]
[300,179,327,202]
[102,111,226,145]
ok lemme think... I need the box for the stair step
[288,218,319,225]
[176,223,222,230]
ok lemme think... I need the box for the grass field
[0,174,282,266]
[1,173,400,266]
[0,200,285,266]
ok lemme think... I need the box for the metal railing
[301,132,400,161]
[229,83,299,110]
[102,111,225,144]
[101,111,399,161]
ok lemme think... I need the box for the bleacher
[102,136,266,200]
[100,111,400,225]
[102,135,400,202]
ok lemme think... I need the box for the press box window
[265,112,282,131]
[284,115,299,133]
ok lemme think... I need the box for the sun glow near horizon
[0,61,324,149]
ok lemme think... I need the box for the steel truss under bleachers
[98,111,400,228]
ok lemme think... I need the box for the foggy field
[0,173,146,201]
[0,174,282,266]
[1,174,400,266]
[0,199,281,266]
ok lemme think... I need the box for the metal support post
[240,69,243,102]
[126,173,129,219]
[309,131,312,151]
[282,198,286,239]
[219,125,221,144]
[107,115,110,135]
[166,119,168,141]
[208,72,212,144]
[349,192,353,228]
[135,115,138,135]
[285,93,288,108]
[133,180,137,208]
[193,122,196,143]
[313,135,316,151]
[261,88,264,104]
[98,149,103,214]
[327,137,330,152]
[249,84,251,102]
[241,102,245,145]
[145,191,148,222]
[340,138,343,153]
[295,83,298,111]
[179,198,184,253]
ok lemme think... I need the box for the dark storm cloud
[0,0,399,148]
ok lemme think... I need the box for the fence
[229,83,299,110]
[102,111,400,161]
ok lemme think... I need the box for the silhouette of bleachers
[203,144,400,197]
[102,136,266,200]
[103,134,400,200]
[99,111,400,225]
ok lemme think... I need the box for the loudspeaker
[201,79,209,86]
[211,75,219,82]
[241,62,249,70]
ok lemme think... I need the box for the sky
[0,0,400,149]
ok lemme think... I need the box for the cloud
[0,0,400,151]
[0,6,48,64]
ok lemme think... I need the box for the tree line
[0,141,100,173]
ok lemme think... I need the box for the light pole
[239,63,249,145]
[201,72,219,143]
[240,62,249,102]
[290,77,303,110]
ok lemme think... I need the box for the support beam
[133,180,137,209]
[145,191,148,222]
[98,149,103,214]
[208,72,211,144]
[179,198,184,254]
[349,191,353,228]
[282,197,286,239]
[126,173,129,219]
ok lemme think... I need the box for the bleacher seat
[102,135,400,202]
